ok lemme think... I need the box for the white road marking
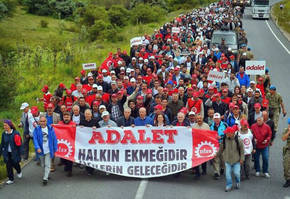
[265,20,290,55]
[135,180,149,199]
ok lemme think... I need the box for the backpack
[222,133,241,155]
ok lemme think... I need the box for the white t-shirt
[42,127,50,154]
[73,114,80,125]
[237,129,253,155]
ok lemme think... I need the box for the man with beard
[58,112,76,177]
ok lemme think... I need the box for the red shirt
[63,95,76,111]
[43,92,52,110]
[251,123,272,149]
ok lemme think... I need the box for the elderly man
[192,114,210,177]
[168,93,184,119]
[98,111,118,127]
[251,117,272,178]
[33,115,58,186]
[117,108,135,127]
[134,107,153,126]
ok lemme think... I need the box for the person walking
[282,118,290,188]
[0,120,22,185]
[19,102,31,161]
[237,119,255,180]
[251,117,272,178]
[221,126,244,192]
[33,115,58,185]
[57,112,76,177]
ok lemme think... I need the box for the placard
[245,60,266,75]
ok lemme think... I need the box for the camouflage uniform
[283,128,290,181]
[266,92,283,132]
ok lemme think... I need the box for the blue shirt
[134,116,153,126]
[46,114,53,127]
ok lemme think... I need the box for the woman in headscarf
[0,120,22,185]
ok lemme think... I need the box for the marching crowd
[1,0,290,192]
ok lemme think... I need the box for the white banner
[172,27,180,34]
[82,63,96,70]
[130,37,143,47]
[245,60,266,75]
[207,70,225,82]
[54,126,219,178]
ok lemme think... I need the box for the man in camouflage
[282,118,290,188]
[266,85,287,132]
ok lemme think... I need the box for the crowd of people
[1,0,289,191]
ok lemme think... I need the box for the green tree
[108,5,130,27]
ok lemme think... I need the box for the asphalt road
[1,1,290,199]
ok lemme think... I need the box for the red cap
[230,55,235,59]
[111,93,118,98]
[42,85,49,92]
[229,102,235,108]
[154,104,163,110]
[66,89,72,95]
[31,106,39,115]
[47,103,55,109]
[233,105,239,109]
[93,101,100,106]
[224,127,235,134]
[254,103,261,108]
[208,86,214,90]
[117,90,123,95]
[193,91,199,98]
[59,83,65,88]
[192,74,197,78]
[258,77,263,81]
[81,70,86,75]
[222,88,228,93]
[97,75,103,79]
[240,119,249,127]
[137,95,144,100]
[199,89,205,94]
[147,89,152,94]
[179,107,188,115]
[163,88,169,92]
[262,99,269,108]
[187,87,194,91]
[174,67,180,71]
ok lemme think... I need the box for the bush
[0,0,17,20]
[0,66,18,108]
[108,5,130,27]
[40,19,48,27]
[131,3,166,24]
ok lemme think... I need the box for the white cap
[169,55,173,58]
[101,111,110,118]
[120,67,125,71]
[188,111,196,116]
[250,80,256,84]
[102,69,107,73]
[97,86,103,90]
[88,72,93,77]
[213,113,221,119]
[110,70,116,74]
[247,88,253,92]
[139,57,144,60]
[92,84,98,88]
[149,56,155,59]
[144,59,149,63]
[228,47,232,51]
[20,102,29,110]
[118,61,122,65]
[111,81,117,85]
[126,68,131,73]
[130,78,136,83]
[99,105,106,110]
[124,76,129,80]
[132,57,136,61]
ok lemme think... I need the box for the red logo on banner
[195,141,217,158]
[57,139,73,158]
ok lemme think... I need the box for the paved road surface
[1,1,290,199]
